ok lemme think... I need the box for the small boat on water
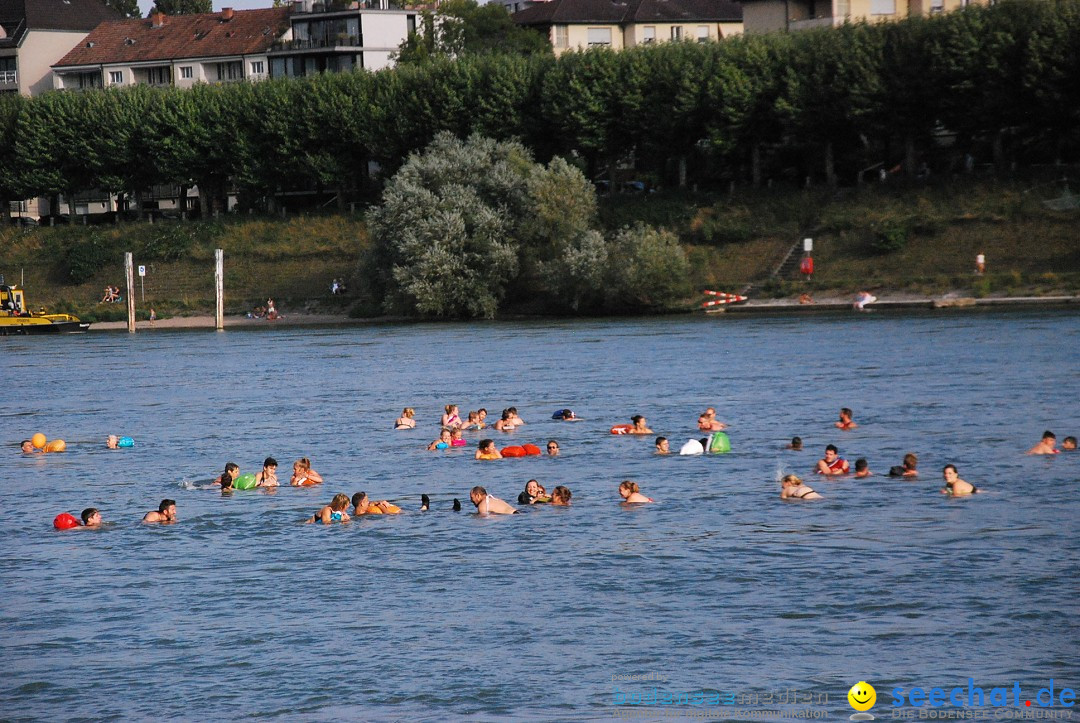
[0,279,90,335]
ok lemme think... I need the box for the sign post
[138,264,146,302]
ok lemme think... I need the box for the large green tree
[104,0,141,18]
[396,0,549,65]
[152,0,212,15]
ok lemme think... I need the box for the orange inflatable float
[501,445,526,458]
[521,444,541,456]
[53,512,79,530]
[610,424,633,435]
[44,439,67,453]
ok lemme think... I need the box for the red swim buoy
[501,446,526,458]
[611,424,633,435]
[521,443,541,456]
[53,512,79,530]
[800,256,814,275]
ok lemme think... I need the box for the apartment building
[738,0,989,33]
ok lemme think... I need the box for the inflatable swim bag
[521,444,541,456]
[234,473,258,490]
[44,439,66,453]
[679,439,704,456]
[31,433,46,449]
[501,446,526,458]
[53,512,80,530]
[708,432,731,454]
[118,436,135,448]
[611,424,633,435]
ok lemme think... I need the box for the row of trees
[1,0,1077,220]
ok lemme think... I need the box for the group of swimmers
[35,404,1076,528]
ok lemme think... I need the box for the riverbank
[87,293,1080,330]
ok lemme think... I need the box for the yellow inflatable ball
[32,433,47,449]
[44,439,66,453]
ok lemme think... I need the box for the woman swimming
[395,408,416,429]
[628,415,652,435]
[441,404,462,429]
[618,480,654,503]
[427,428,452,450]
[517,479,550,505]
[475,439,502,460]
[309,493,351,524]
[494,409,516,432]
[550,486,572,506]
[291,458,324,486]
[940,464,979,496]
[780,474,822,500]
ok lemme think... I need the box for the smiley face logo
[848,681,877,712]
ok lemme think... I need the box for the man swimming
[470,486,517,515]
[1063,436,1077,451]
[786,436,803,451]
[20,440,38,454]
[143,499,177,523]
[655,437,670,455]
[214,462,240,486]
[698,407,726,431]
[853,458,871,478]
[81,508,103,527]
[816,445,849,475]
[1027,430,1059,455]
[835,408,857,430]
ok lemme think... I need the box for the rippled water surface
[2,311,1079,720]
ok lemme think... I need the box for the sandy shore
[88,294,1079,330]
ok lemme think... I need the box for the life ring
[44,439,66,453]
[234,473,258,490]
[53,512,80,530]
[501,445,526,458]
[611,424,633,435]
[521,443,541,456]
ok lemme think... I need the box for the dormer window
[86,41,95,48]
[124,37,136,45]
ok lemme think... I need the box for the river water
[2,311,1078,721]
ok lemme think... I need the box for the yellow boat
[0,280,90,335]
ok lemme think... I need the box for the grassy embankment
[2,179,1077,322]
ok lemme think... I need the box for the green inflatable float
[233,473,258,490]
[708,431,731,454]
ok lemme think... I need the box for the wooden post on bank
[125,252,135,334]
[215,248,224,331]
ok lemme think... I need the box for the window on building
[217,61,242,81]
[407,14,416,35]
[0,57,15,85]
[554,25,568,48]
[180,66,193,79]
[147,66,170,85]
[250,61,265,76]
[671,26,683,40]
[109,70,123,84]
[870,0,895,14]
[587,27,611,46]
[697,25,709,42]
[642,26,655,43]
[929,0,944,9]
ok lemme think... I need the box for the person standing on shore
[976,253,986,275]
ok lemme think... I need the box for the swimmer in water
[350,491,399,515]
[816,445,849,475]
[309,493,351,524]
[143,499,177,523]
[780,474,822,500]
[80,508,103,527]
[255,457,279,487]
[618,480,654,503]
[20,439,40,454]
[449,428,468,447]
[107,435,119,449]
[550,486,572,506]
[441,404,462,429]
[463,411,485,430]
[1063,436,1077,451]
[786,436,803,451]
[477,408,488,425]
[628,415,652,435]
[517,479,550,505]
[698,408,726,432]
[394,407,416,430]
[546,440,560,456]
[290,458,323,486]
[835,408,857,430]
[475,439,502,460]
[940,464,979,496]
[853,458,871,478]
[507,407,525,426]
[428,428,452,450]
[655,437,670,455]
[470,486,517,515]
[1027,430,1059,455]
[214,462,240,486]
[494,409,516,432]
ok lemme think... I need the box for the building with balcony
[738,0,988,34]
[268,0,418,76]
[512,0,743,55]
[0,0,119,96]
[52,7,290,91]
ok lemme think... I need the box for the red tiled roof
[513,0,741,25]
[0,0,120,33]
[53,7,290,68]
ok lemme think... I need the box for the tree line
[1,0,1077,222]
